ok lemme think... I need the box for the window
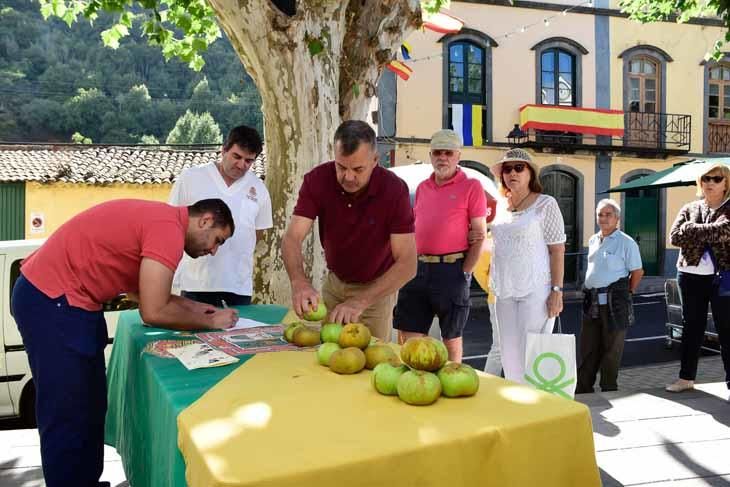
[628,57,659,113]
[449,42,485,105]
[541,49,576,106]
[620,46,672,149]
[703,60,730,154]
[9,259,21,313]
[440,29,495,145]
[532,38,587,108]
[708,65,730,121]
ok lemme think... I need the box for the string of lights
[404,0,594,64]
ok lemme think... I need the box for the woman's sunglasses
[701,175,725,184]
[502,163,527,174]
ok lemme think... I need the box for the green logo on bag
[524,352,575,399]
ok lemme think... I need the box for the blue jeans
[11,274,109,487]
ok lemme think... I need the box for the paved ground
[1,355,726,487]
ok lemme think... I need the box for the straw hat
[490,148,538,179]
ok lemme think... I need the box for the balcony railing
[515,106,691,154]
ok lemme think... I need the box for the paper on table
[168,342,239,370]
[229,317,272,330]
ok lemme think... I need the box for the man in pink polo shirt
[394,129,495,362]
[11,198,238,487]
[282,120,417,340]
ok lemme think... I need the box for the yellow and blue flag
[400,42,412,60]
[451,104,484,146]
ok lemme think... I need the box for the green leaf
[119,12,133,28]
[52,1,67,18]
[40,2,54,19]
[308,38,324,56]
[352,84,360,97]
[192,38,207,52]
[100,24,128,49]
[62,9,76,27]
[190,55,205,71]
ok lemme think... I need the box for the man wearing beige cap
[394,129,494,361]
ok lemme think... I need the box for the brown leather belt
[418,252,465,264]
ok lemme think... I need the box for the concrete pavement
[1,355,727,487]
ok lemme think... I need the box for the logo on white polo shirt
[246,186,258,202]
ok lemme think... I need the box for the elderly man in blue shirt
[576,199,644,393]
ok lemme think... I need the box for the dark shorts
[181,291,251,308]
[393,259,471,339]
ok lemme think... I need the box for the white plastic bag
[524,331,577,399]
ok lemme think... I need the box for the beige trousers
[321,272,397,341]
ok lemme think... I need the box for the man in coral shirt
[394,130,496,362]
[11,198,238,487]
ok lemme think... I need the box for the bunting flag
[386,60,413,81]
[422,11,464,34]
[451,104,484,147]
[519,104,624,136]
[400,42,412,60]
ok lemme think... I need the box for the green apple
[302,301,327,321]
[437,363,480,397]
[317,342,341,366]
[283,322,305,342]
[320,323,343,343]
[328,347,366,374]
[371,362,409,395]
[400,336,448,371]
[397,370,442,406]
[364,344,400,369]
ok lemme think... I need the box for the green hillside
[0,0,263,144]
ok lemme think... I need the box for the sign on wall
[30,212,45,234]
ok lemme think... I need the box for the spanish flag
[386,60,413,81]
[451,104,484,146]
[519,104,624,137]
[422,11,464,34]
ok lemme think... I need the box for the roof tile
[0,146,268,184]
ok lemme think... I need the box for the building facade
[378,0,727,282]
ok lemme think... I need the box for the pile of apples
[283,302,480,406]
[372,336,480,406]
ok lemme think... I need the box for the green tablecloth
[104,305,288,487]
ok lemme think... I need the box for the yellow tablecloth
[177,350,600,487]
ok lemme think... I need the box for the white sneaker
[665,379,694,393]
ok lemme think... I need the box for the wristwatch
[464,271,473,280]
[551,285,563,292]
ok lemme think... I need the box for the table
[104,305,288,487]
[107,307,601,487]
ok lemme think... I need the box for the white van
[0,239,132,426]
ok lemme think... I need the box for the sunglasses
[701,175,725,184]
[432,149,455,157]
[502,163,527,174]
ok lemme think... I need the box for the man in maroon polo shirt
[281,120,417,340]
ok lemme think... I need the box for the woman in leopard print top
[666,163,730,393]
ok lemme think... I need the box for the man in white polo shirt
[577,198,643,393]
[394,129,493,361]
[169,125,273,307]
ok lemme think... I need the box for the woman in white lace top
[489,148,566,383]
